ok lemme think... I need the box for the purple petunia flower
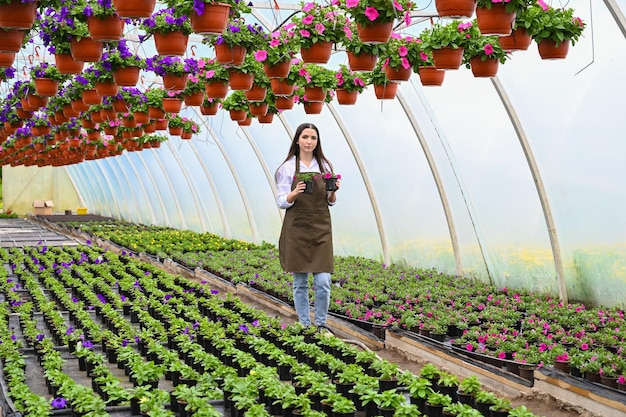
[51,397,67,409]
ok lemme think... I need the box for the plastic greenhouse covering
[2,0,625,308]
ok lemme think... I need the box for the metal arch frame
[85,158,123,218]
[395,87,464,277]
[325,102,390,265]
[604,0,626,37]
[132,148,170,226]
[159,140,208,231]
[490,76,568,304]
[115,152,157,224]
[103,155,144,223]
[186,127,232,237]
[411,78,493,285]
[203,127,260,243]
[146,142,188,229]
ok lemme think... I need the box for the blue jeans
[292,272,331,326]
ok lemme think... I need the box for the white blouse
[275,155,336,209]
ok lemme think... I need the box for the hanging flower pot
[435,0,476,18]
[100,107,117,120]
[373,82,398,99]
[83,89,102,105]
[335,89,358,105]
[469,56,499,77]
[200,101,219,115]
[0,0,37,30]
[498,27,532,51]
[257,113,274,124]
[162,97,182,113]
[27,94,48,109]
[432,47,464,70]
[0,52,15,67]
[237,116,252,126]
[95,80,119,97]
[113,66,141,87]
[347,52,377,72]
[300,41,333,64]
[71,99,90,113]
[228,70,254,91]
[90,110,104,123]
[303,101,324,114]
[248,102,268,117]
[205,81,229,99]
[264,60,291,79]
[270,78,294,96]
[356,21,394,44]
[180,130,193,140]
[87,15,125,42]
[153,31,189,56]
[384,65,412,82]
[183,91,205,106]
[215,43,246,66]
[0,29,25,53]
[537,39,570,60]
[148,106,165,119]
[104,126,118,135]
[169,126,182,136]
[303,86,326,102]
[34,78,59,97]
[229,109,247,121]
[418,66,445,86]
[134,111,150,124]
[163,73,188,90]
[475,4,515,36]
[55,53,85,74]
[274,96,294,110]
[154,119,168,130]
[190,3,231,35]
[70,36,104,62]
[245,85,267,102]
[112,0,156,19]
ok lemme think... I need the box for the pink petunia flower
[345,0,359,8]
[484,44,494,55]
[364,6,379,21]
[254,50,268,62]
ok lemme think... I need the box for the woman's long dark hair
[276,123,334,178]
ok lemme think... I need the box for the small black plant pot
[324,177,338,191]
[304,180,314,194]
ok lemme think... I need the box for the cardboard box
[33,200,54,215]
[77,208,88,215]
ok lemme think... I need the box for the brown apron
[279,158,334,273]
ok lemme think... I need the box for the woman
[275,122,341,330]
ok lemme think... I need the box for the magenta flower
[302,14,314,25]
[580,343,589,350]
[484,44,494,55]
[345,0,359,8]
[364,6,379,21]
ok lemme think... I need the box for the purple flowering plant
[85,60,116,83]
[82,0,118,18]
[37,4,90,55]
[171,0,252,20]
[29,62,66,82]
[146,55,195,76]
[291,2,349,48]
[0,67,16,82]
[103,40,146,70]
[140,8,193,35]
[204,18,266,50]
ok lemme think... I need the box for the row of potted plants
[59,220,626,392]
[0,242,550,416]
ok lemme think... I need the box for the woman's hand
[287,181,306,203]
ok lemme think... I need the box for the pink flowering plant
[253,25,299,66]
[341,22,387,57]
[339,0,416,27]
[463,35,510,67]
[200,58,230,83]
[335,65,366,93]
[526,2,586,47]
[421,19,480,51]
[293,63,338,90]
[382,33,423,70]
[476,0,531,13]
[291,2,349,48]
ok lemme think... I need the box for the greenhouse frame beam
[604,0,626,37]
[161,141,208,232]
[491,77,568,305]
[152,143,188,229]
[128,150,169,226]
[327,103,390,265]
[207,129,260,243]
[395,89,463,277]
[116,154,156,224]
